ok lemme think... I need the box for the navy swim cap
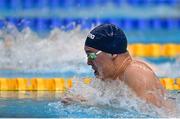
[85,24,127,54]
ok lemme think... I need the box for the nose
[87,58,92,65]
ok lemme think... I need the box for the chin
[95,74,103,79]
[94,70,106,80]
[97,74,115,80]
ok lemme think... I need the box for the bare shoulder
[123,60,161,95]
[128,60,154,72]
[124,59,155,80]
[123,60,172,108]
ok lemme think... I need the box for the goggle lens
[88,53,97,60]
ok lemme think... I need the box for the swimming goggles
[87,51,102,61]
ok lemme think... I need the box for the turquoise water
[0,1,180,117]
[0,26,179,117]
[0,92,161,118]
[0,92,159,118]
[0,80,179,118]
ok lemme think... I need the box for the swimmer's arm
[60,92,87,104]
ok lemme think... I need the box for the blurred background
[0,0,179,78]
[0,0,180,42]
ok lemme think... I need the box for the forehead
[84,46,98,53]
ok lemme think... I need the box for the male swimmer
[84,24,172,108]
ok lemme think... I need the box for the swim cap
[85,24,127,54]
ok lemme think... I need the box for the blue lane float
[19,18,36,30]
[0,0,179,10]
[72,0,97,8]
[35,18,51,32]
[152,0,177,5]
[128,0,177,6]
[5,17,36,31]
[0,0,8,10]
[22,0,35,9]
[2,17,180,31]
[49,0,60,9]
[7,0,22,10]
[58,0,74,8]
[148,19,178,29]
[34,0,49,9]
[124,19,140,29]
[50,18,63,29]
[5,17,20,26]
[127,0,147,6]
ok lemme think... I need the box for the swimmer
[84,24,172,109]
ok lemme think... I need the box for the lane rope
[0,77,179,91]
[128,43,180,57]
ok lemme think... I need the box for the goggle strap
[96,51,102,55]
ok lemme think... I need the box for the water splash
[1,23,179,117]
[48,77,178,117]
[156,57,180,78]
[0,23,88,72]
[0,23,179,77]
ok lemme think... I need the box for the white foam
[0,24,88,72]
[50,77,176,117]
[0,24,179,77]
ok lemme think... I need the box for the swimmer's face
[84,46,116,80]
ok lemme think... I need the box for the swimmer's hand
[60,94,87,104]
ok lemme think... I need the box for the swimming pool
[0,90,178,118]
[0,26,179,117]
[0,0,180,118]
[0,75,179,118]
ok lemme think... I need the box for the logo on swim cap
[87,33,95,39]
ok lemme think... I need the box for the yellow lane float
[0,78,180,91]
[128,43,180,57]
[0,78,73,91]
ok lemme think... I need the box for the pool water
[0,78,179,118]
[0,21,179,118]
[0,96,162,118]
[0,94,156,118]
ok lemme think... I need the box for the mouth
[94,70,99,76]
[92,66,99,76]
[94,70,104,79]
